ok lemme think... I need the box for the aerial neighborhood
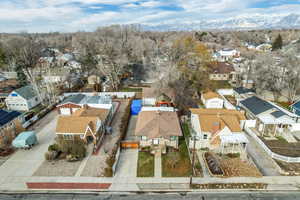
[0,27,300,194]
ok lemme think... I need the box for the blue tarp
[12,131,38,148]
[131,100,142,115]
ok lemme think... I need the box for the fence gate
[120,141,139,149]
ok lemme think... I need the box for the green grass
[182,123,191,138]
[210,80,232,89]
[137,151,154,177]
[162,137,192,177]
[276,136,288,143]
[120,87,143,92]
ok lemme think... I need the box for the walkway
[155,152,162,178]
[196,151,210,178]
[75,144,94,177]
[245,132,280,176]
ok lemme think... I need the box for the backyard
[260,137,300,157]
[137,151,154,177]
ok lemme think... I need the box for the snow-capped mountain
[141,13,300,31]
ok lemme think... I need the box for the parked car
[12,131,38,149]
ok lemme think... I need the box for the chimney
[211,121,220,134]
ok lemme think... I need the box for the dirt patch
[274,159,300,176]
[33,159,81,176]
[260,138,300,157]
[220,157,262,177]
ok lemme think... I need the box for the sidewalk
[196,151,211,178]
[154,152,162,178]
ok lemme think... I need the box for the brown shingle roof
[142,87,175,100]
[56,106,109,134]
[135,111,182,139]
[190,108,245,133]
[202,91,222,100]
[208,62,234,74]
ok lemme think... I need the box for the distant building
[5,85,41,111]
[208,62,237,83]
[213,48,240,62]
[142,87,175,107]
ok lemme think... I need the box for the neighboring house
[213,48,240,61]
[208,62,237,83]
[201,91,224,109]
[241,79,254,89]
[190,108,248,153]
[0,79,19,103]
[43,69,70,84]
[142,87,175,107]
[0,110,23,146]
[5,85,41,111]
[57,94,113,121]
[239,96,299,136]
[256,43,272,52]
[87,75,101,85]
[56,106,109,146]
[135,110,182,153]
[233,87,255,100]
[291,101,300,116]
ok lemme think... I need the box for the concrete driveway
[0,111,58,190]
[115,149,138,178]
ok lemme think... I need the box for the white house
[214,48,240,62]
[5,85,41,111]
[201,91,224,109]
[189,108,248,153]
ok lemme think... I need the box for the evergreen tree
[272,34,283,51]
[15,64,28,86]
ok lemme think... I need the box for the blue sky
[0,0,300,32]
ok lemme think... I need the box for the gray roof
[85,95,112,104]
[14,85,38,100]
[270,110,285,118]
[240,96,274,115]
[234,87,255,95]
[59,94,86,105]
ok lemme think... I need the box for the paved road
[0,111,58,190]
[0,192,300,200]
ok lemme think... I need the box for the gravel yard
[33,159,82,176]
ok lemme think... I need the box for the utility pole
[190,136,196,185]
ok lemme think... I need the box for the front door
[153,138,159,145]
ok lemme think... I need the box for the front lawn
[162,138,192,177]
[210,80,232,89]
[137,151,154,177]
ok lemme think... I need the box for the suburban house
[5,85,41,111]
[189,108,248,154]
[201,91,224,109]
[57,94,113,122]
[56,106,110,146]
[135,110,182,154]
[213,48,240,61]
[88,75,101,85]
[208,62,237,83]
[239,96,300,137]
[0,109,23,147]
[233,87,255,100]
[142,87,175,107]
[291,101,300,116]
[0,79,19,103]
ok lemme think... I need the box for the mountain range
[141,13,300,31]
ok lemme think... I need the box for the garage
[60,108,71,115]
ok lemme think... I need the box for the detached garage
[201,91,224,109]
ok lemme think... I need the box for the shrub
[45,151,57,161]
[106,155,116,167]
[70,142,86,159]
[56,137,87,160]
[227,153,240,158]
[66,154,79,162]
[48,144,60,152]
[104,167,113,177]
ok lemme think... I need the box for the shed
[131,100,142,115]
[12,131,38,148]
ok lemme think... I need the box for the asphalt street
[0,192,300,200]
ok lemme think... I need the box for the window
[141,136,147,140]
[170,136,177,141]
[63,135,73,140]
[203,134,208,139]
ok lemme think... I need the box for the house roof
[202,91,222,100]
[270,110,285,118]
[233,87,255,95]
[0,110,21,127]
[142,87,175,101]
[72,106,109,122]
[208,62,235,74]
[56,116,98,134]
[135,111,182,139]
[190,108,245,133]
[240,96,274,115]
[59,94,86,105]
[13,85,37,100]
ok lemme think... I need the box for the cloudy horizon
[1,0,300,33]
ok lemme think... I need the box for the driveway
[245,133,280,176]
[0,111,58,190]
[115,149,138,178]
